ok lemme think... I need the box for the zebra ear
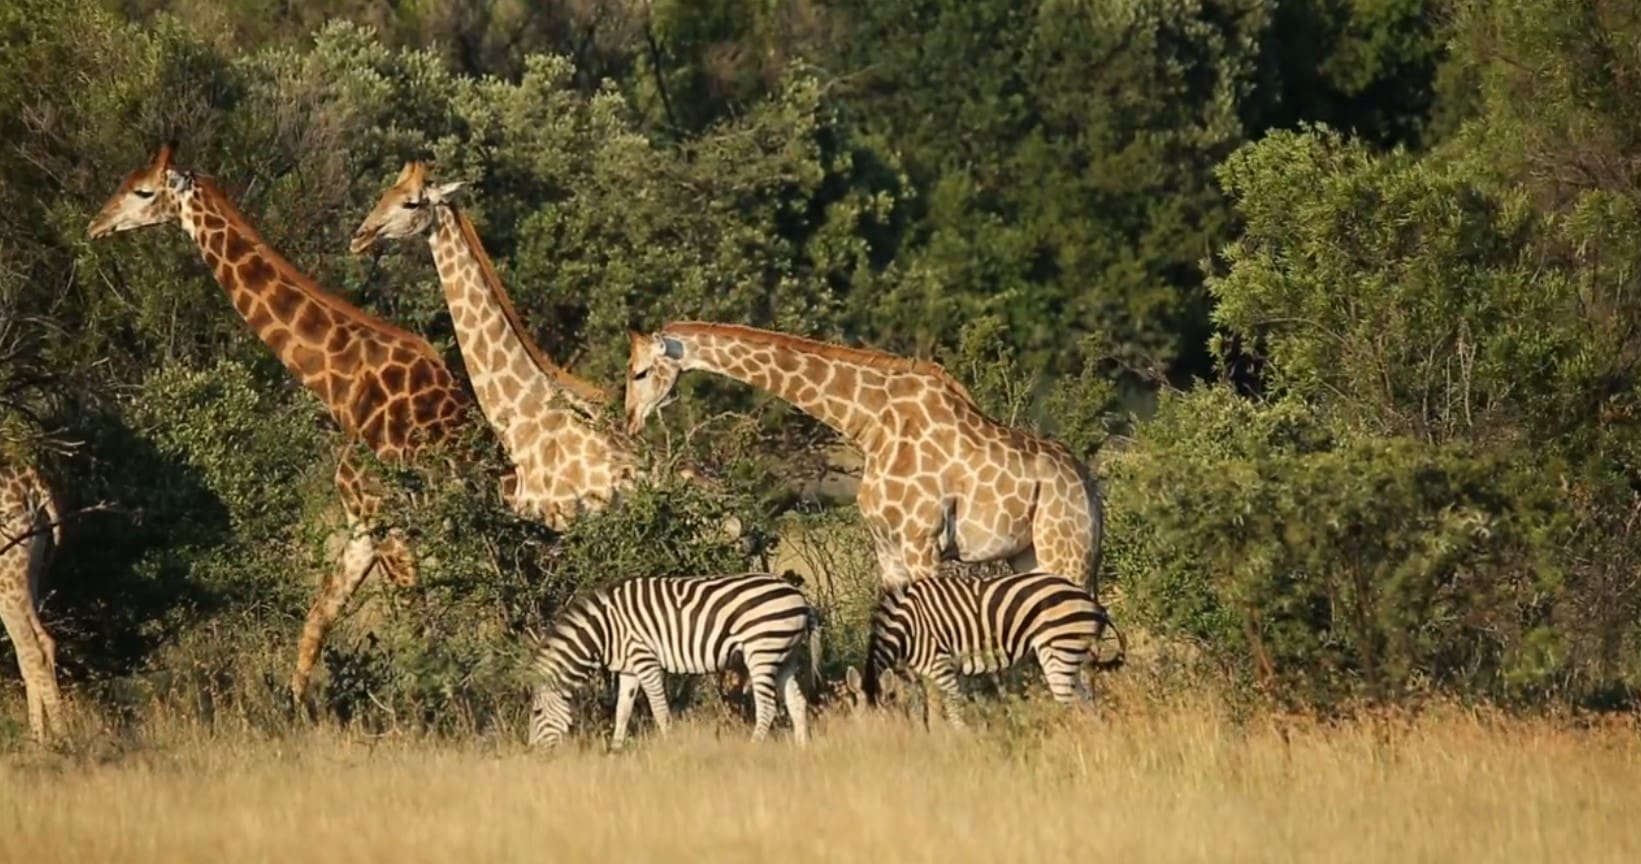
[845,666,862,695]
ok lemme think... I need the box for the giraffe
[0,455,64,742]
[623,323,1107,599]
[347,161,641,529]
[87,143,478,706]
[348,162,764,704]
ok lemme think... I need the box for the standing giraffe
[348,162,765,705]
[87,143,480,706]
[624,324,1106,596]
[347,161,641,528]
[0,455,64,742]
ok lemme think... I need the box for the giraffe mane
[191,175,446,364]
[660,322,980,405]
[448,204,611,406]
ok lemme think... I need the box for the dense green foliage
[1,0,1636,739]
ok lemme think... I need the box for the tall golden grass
[2,682,1637,864]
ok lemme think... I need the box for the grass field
[2,687,1637,864]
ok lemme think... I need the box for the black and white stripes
[857,571,1113,728]
[528,572,820,748]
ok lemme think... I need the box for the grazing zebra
[848,570,1123,728]
[528,573,821,749]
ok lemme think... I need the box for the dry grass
[2,688,1637,864]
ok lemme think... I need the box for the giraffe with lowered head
[87,143,481,706]
[624,324,1107,599]
[0,454,64,741]
[347,161,641,528]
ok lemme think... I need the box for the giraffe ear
[430,180,466,202]
[660,335,685,360]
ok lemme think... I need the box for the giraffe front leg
[291,530,378,711]
[897,534,943,582]
[636,660,673,738]
[611,673,642,749]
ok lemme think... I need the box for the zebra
[846,570,1125,728]
[528,572,822,749]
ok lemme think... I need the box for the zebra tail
[1092,607,1128,671]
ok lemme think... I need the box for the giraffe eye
[402,199,424,210]
[133,189,155,199]
[633,369,650,381]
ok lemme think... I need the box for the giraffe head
[87,142,185,239]
[624,329,686,435]
[348,161,465,255]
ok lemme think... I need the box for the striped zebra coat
[852,571,1117,728]
[528,573,821,748]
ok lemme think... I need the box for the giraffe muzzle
[348,227,379,255]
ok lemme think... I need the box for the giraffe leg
[775,656,809,745]
[290,530,379,709]
[23,603,61,737]
[636,661,672,737]
[745,655,782,742]
[896,535,942,582]
[378,528,418,588]
[611,672,641,749]
[869,525,914,588]
[0,591,59,742]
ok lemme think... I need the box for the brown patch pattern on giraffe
[631,322,1105,595]
[0,459,65,742]
[349,161,644,531]
[89,145,483,707]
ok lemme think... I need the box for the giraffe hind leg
[0,591,61,742]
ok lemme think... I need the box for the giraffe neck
[428,204,609,426]
[174,176,460,449]
[663,325,886,450]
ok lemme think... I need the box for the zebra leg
[1036,644,1092,707]
[746,655,782,742]
[926,658,967,730]
[774,656,809,746]
[611,672,642,748]
[636,663,673,737]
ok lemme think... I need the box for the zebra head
[528,683,574,748]
[859,586,916,707]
